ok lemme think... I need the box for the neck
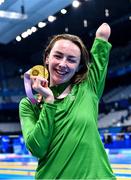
[50,81,71,99]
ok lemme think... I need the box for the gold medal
[24,65,49,104]
[30,65,48,79]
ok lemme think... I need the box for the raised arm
[19,98,56,159]
[88,23,112,99]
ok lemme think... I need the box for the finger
[41,80,48,87]
[31,75,48,83]
[37,94,43,103]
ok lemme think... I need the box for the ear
[45,57,49,65]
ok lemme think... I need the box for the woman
[19,23,116,179]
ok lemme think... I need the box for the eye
[54,54,62,59]
[68,58,77,63]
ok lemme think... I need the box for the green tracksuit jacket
[19,38,116,179]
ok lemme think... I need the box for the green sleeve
[89,38,112,99]
[19,98,57,159]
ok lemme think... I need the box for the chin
[53,78,68,85]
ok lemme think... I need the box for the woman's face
[46,39,81,86]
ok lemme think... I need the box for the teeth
[56,70,67,75]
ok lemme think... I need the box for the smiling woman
[19,23,116,179]
[44,33,89,86]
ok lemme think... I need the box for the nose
[58,57,67,68]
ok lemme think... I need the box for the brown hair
[43,34,89,84]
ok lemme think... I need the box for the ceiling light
[65,27,69,32]
[83,19,87,27]
[61,9,67,14]
[0,10,27,20]
[72,0,80,8]
[16,36,21,42]
[26,29,32,35]
[0,0,5,5]
[48,15,56,22]
[38,22,47,28]
[31,26,37,33]
[21,32,28,38]
[105,9,109,17]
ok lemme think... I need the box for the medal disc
[30,65,48,79]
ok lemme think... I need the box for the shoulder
[19,97,32,109]
[19,96,30,105]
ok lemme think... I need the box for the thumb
[96,23,111,41]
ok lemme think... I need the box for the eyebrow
[54,51,79,59]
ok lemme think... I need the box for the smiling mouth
[55,69,68,76]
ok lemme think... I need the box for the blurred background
[0,0,131,179]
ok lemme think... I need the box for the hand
[31,76,54,104]
[96,23,111,41]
